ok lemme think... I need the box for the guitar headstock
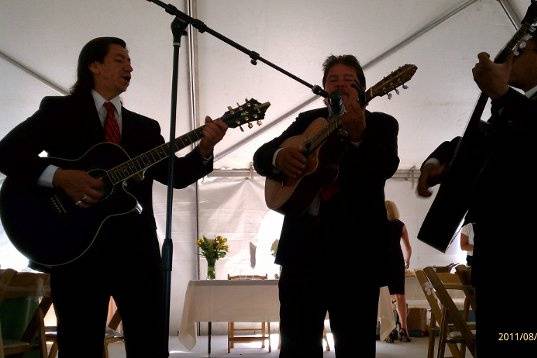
[366,64,417,102]
[502,2,537,59]
[222,99,271,131]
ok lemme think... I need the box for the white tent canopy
[0,0,531,332]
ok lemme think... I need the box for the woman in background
[384,200,412,342]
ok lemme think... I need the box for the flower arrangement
[197,235,229,279]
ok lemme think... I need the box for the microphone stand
[161,15,188,357]
[146,0,329,355]
[147,0,328,98]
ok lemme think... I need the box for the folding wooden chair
[0,268,50,358]
[227,274,272,353]
[415,268,475,358]
[423,267,476,357]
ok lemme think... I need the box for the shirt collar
[91,90,122,114]
[525,85,537,99]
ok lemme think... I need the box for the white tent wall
[0,0,531,335]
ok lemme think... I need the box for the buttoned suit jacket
[0,92,212,268]
[254,107,399,280]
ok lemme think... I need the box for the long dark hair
[71,37,126,95]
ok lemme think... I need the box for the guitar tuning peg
[237,102,241,107]
[245,98,249,102]
[239,125,244,132]
[402,84,408,89]
[248,123,253,129]
[395,88,400,95]
[227,106,233,111]
[514,49,520,56]
[388,93,393,100]
[257,120,262,126]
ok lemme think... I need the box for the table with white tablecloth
[178,279,395,352]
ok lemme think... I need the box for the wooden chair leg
[427,318,436,358]
[437,312,447,358]
[268,322,271,352]
[261,322,265,348]
[227,322,232,353]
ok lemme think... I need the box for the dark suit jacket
[423,87,537,355]
[424,88,537,285]
[254,107,399,280]
[0,92,211,268]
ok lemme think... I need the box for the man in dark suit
[0,37,227,358]
[254,55,399,357]
[418,38,537,355]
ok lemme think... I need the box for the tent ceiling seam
[213,0,479,162]
[497,0,522,30]
[0,49,68,95]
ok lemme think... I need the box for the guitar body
[0,142,141,267]
[417,135,486,252]
[418,2,537,252]
[0,99,271,267]
[263,64,417,215]
[265,117,341,215]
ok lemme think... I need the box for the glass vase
[207,258,216,280]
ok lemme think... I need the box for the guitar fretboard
[107,126,205,185]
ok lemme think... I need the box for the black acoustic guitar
[264,65,417,215]
[0,99,270,267]
[418,2,537,252]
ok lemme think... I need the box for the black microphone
[328,91,345,117]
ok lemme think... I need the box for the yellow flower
[197,235,229,261]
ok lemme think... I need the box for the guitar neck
[106,126,206,185]
[102,99,270,185]
[303,91,375,156]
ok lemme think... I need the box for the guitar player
[253,54,400,357]
[0,37,227,358]
[417,38,537,356]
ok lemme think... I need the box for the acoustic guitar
[0,99,270,267]
[264,65,417,215]
[418,2,537,252]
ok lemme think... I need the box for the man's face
[323,63,362,105]
[90,44,133,98]
[509,39,537,91]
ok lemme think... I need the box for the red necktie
[103,102,121,144]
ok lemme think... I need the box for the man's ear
[89,62,100,75]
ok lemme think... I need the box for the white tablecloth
[178,279,395,350]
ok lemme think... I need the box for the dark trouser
[278,265,380,358]
[50,235,168,358]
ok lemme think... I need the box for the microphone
[328,91,345,117]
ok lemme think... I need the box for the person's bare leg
[395,294,411,341]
